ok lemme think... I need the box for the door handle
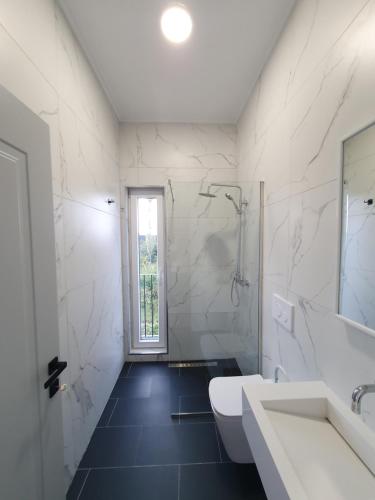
[44,356,67,398]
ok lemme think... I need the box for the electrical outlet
[272,294,294,332]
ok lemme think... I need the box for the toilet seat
[209,374,264,418]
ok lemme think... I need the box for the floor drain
[168,361,218,368]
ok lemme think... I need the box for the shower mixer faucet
[234,272,250,287]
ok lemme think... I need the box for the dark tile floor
[67,359,266,500]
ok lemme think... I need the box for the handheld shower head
[225,193,241,214]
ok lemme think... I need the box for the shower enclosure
[199,183,250,308]
[165,181,261,375]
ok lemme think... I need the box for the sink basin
[242,381,375,500]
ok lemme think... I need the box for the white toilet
[209,374,268,463]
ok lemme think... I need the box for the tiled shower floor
[67,359,266,500]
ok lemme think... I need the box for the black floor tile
[152,374,208,398]
[69,359,264,500]
[136,423,220,465]
[108,395,179,426]
[215,425,232,462]
[174,374,210,395]
[66,469,89,500]
[179,366,220,379]
[79,466,178,500]
[180,463,266,500]
[222,358,242,377]
[180,393,212,412]
[111,376,152,399]
[118,362,131,377]
[97,398,118,427]
[221,368,242,377]
[79,427,142,468]
[179,361,224,379]
[128,361,178,377]
[179,394,214,423]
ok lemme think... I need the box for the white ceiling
[59,0,295,124]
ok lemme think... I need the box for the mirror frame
[336,120,375,339]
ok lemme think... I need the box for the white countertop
[242,381,375,500]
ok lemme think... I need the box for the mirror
[339,123,375,331]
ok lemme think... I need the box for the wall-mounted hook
[364,198,373,206]
[107,198,115,205]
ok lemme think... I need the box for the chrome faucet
[274,365,288,384]
[351,384,375,414]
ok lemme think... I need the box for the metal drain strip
[168,361,218,368]
[170,411,213,419]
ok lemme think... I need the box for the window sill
[129,348,168,355]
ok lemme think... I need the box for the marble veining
[4,0,375,494]
[238,0,375,433]
[120,124,260,368]
[0,1,124,489]
[120,123,238,176]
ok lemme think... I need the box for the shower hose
[231,275,240,307]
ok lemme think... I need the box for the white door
[128,188,167,353]
[0,87,65,499]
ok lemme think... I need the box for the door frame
[0,85,65,499]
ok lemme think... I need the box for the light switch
[272,294,294,332]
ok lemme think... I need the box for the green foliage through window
[138,235,159,339]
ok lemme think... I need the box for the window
[128,188,167,352]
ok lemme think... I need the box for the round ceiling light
[161,4,193,44]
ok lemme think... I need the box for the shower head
[225,193,241,214]
[198,184,244,214]
[198,190,216,198]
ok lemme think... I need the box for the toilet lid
[209,374,264,417]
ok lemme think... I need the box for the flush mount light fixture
[161,4,193,44]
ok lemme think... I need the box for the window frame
[128,188,167,353]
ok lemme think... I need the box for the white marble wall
[340,124,375,329]
[0,0,124,487]
[238,0,375,429]
[120,123,238,185]
[120,123,260,367]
